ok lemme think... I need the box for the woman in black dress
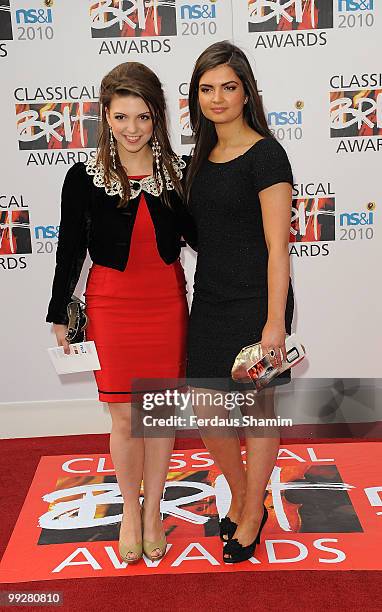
[186,41,294,563]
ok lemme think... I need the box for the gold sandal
[142,501,167,561]
[118,505,143,564]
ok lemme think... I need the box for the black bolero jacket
[46,158,197,325]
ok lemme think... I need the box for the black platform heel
[219,516,237,542]
[223,505,268,564]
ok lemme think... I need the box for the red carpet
[1,434,381,611]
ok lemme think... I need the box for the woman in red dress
[46,62,195,563]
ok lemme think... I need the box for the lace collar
[85,156,185,199]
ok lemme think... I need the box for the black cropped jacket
[46,160,197,325]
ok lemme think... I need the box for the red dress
[84,184,188,403]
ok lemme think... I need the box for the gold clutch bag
[231,333,306,388]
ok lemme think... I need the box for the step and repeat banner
[0,0,380,404]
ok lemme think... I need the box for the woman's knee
[109,403,135,434]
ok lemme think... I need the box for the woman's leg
[108,402,145,561]
[229,387,279,549]
[142,435,175,557]
[191,387,247,530]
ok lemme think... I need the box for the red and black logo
[248,0,333,32]
[179,98,194,145]
[290,197,335,242]
[0,210,32,254]
[330,90,382,138]
[16,102,99,150]
[90,0,177,38]
[0,1,12,40]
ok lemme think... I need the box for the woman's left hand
[261,321,286,368]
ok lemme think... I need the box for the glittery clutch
[231,333,306,391]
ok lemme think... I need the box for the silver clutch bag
[231,333,306,389]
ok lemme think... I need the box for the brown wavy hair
[185,41,273,201]
[97,62,182,208]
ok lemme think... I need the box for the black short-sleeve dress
[186,136,294,390]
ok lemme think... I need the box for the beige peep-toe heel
[142,501,167,561]
[118,505,143,564]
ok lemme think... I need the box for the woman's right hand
[53,323,70,355]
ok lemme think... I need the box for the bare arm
[259,181,292,365]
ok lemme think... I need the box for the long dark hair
[98,62,182,207]
[185,41,273,201]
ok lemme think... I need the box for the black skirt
[186,284,294,391]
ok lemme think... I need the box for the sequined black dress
[186,137,294,390]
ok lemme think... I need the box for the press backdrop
[0,0,380,407]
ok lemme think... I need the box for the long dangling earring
[109,126,116,170]
[152,135,162,174]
